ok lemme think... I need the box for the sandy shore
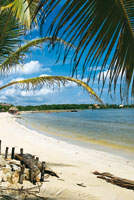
[0,112,134,200]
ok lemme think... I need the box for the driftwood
[19,165,25,184]
[93,171,134,190]
[45,169,59,178]
[15,154,59,181]
[15,154,37,169]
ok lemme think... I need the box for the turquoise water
[19,109,134,152]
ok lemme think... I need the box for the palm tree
[17,0,134,101]
[1,0,44,29]
[0,2,102,104]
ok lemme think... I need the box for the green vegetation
[17,104,91,111]
[15,104,134,111]
[0,104,13,112]
[0,104,131,112]
[0,103,134,112]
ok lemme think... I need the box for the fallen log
[93,171,134,190]
[15,154,59,180]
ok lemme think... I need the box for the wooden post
[33,174,36,185]
[29,168,34,183]
[20,148,23,155]
[40,161,46,182]
[0,140,1,155]
[32,155,35,160]
[36,157,39,162]
[35,157,39,167]
[19,165,25,184]
[11,147,15,159]
[5,147,9,159]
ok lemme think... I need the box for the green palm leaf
[0,76,103,104]
[0,36,74,73]
[32,0,134,100]
[0,7,23,63]
[1,0,43,28]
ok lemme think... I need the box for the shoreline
[20,109,80,114]
[19,112,134,160]
[0,113,134,199]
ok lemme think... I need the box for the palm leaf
[1,0,44,28]
[32,0,134,100]
[0,36,74,74]
[0,7,23,63]
[0,76,103,104]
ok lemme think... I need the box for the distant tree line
[0,103,134,112]
[0,104,13,112]
[16,104,134,111]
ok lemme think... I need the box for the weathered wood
[45,169,59,178]
[11,147,15,159]
[36,157,39,166]
[40,162,46,182]
[29,168,34,183]
[93,171,134,190]
[5,147,9,159]
[19,165,25,184]
[36,157,39,162]
[20,148,23,155]
[0,140,1,155]
[15,154,35,169]
[15,153,59,179]
[32,155,35,160]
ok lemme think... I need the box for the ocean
[17,108,134,155]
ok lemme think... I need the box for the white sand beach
[0,112,134,200]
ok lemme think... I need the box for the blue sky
[0,3,125,106]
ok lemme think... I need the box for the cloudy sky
[0,4,125,106]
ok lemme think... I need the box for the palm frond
[32,0,134,100]
[0,76,103,104]
[0,8,23,63]
[1,0,44,28]
[0,36,74,74]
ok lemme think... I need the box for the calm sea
[18,109,134,154]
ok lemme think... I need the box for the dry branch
[93,171,134,190]
[0,183,45,200]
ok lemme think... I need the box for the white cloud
[10,61,42,75]
[11,61,52,75]
[39,74,50,77]
[1,96,7,100]
[11,78,24,82]
[4,87,16,96]
[0,84,57,100]
[20,87,55,97]
[20,61,41,74]
[97,70,110,81]
[65,81,77,88]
